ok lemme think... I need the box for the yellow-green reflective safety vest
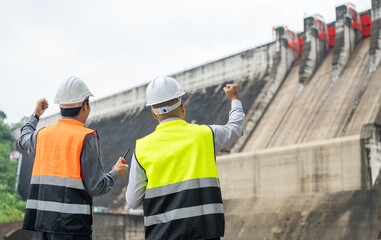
[135,120,225,240]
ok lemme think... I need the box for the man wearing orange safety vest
[18,76,129,240]
[126,76,245,240]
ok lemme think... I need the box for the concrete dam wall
[10,0,381,239]
[13,26,298,208]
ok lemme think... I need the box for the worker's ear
[82,101,90,113]
[82,102,88,112]
[180,101,186,120]
[180,101,185,112]
[151,109,158,120]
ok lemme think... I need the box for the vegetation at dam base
[0,110,26,223]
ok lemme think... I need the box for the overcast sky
[0,0,371,124]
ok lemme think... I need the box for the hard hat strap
[152,99,181,115]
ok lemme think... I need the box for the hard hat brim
[146,92,185,106]
[54,93,94,105]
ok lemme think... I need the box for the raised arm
[209,84,245,151]
[18,98,49,155]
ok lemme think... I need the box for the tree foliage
[0,110,6,121]
[0,110,26,223]
[0,187,26,223]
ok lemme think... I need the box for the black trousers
[36,232,92,240]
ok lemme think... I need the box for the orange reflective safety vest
[23,118,96,234]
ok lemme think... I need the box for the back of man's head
[60,98,89,117]
[152,98,182,117]
[55,76,94,117]
[146,76,185,117]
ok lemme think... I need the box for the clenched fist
[223,84,239,100]
[34,98,49,117]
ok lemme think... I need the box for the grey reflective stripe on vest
[144,203,224,226]
[30,175,85,190]
[145,177,220,199]
[26,199,91,215]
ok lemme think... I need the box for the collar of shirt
[159,117,182,125]
[61,117,85,125]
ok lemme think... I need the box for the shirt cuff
[28,116,39,127]
[110,169,119,181]
[231,99,242,109]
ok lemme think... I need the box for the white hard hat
[146,76,185,106]
[54,76,94,108]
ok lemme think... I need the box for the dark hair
[60,99,89,117]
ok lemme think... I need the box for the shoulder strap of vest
[134,149,147,174]
[92,130,98,138]
[206,125,216,161]
[83,130,98,141]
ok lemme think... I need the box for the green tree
[0,110,26,223]
[0,187,26,223]
[0,116,15,193]
[0,110,6,121]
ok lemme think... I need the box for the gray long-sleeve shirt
[18,117,119,198]
[126,99,245,209]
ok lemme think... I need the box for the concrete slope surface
[243,38,380,151]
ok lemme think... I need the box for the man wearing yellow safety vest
[18,76,129,240]
[126,76,245,240]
